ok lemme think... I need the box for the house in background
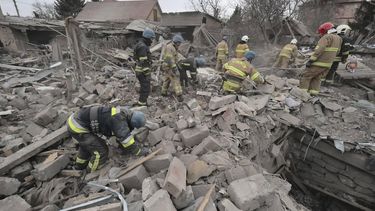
[76,0,162,24]
[161,11,222,42]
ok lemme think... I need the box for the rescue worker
[67,106,147,172]
[222,51,264,93]
[215,36,229,72]
[177,56,206,88]
[324,24,353,83]
[273,38,298,68]
[299,22,342,95]
[133,28,155,106]
[161,34,184,102]
[235,35,250,58]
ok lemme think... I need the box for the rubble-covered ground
[0,45,374,211]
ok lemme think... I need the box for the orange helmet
[318,22,334,36]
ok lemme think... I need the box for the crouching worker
[222,51,264,94]
[178,57,206,87]
[67,105,147,172]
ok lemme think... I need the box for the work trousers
[70,132,109,172]
[179,70,197,87]
[324,61,339,82]
[161,70,182,96]
[136,72,151,104]
[299,66,328,95]
[273,56,289,68]
[215,57,227,72]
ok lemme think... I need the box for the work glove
[305,60,314,68]
[119,135,148,156]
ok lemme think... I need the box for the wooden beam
[0,63,41,72]
[0,127,69,175]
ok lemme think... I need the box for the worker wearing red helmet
[299,22,342,95]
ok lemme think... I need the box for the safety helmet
[244,51,256,61]
[241,35,249,42]
[290,38,298,44]
[131,111,146,129]
[336,24,351,35]
[223,36,228,41]
[172,34,184,44]
[318,22,334,36]
[194,57,206,67]
[142,28,155,39]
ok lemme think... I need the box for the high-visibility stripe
[236,49,246,53]
[280,54,291,58]
[334,57,341,62]
[284,47,293,51]
[227,65,246,77]
[76,157,88,164]
[172,64,177,68]
[324,47,339,52]
[88,151,100,172]
[139,56,148,61]
[223,80,241,92]
[181,63,190,66]
[310,56,317,61]
[251,72,260,81]
[342,51,349,55]
[309,90,319,95]
[135,66,150,72]
[121,136,135,148]
[312,61,332,68]
[68,115,89,133]
[111,107,117,116]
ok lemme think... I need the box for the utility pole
[12,0,20,17]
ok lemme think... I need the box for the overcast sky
[0,0,236,17]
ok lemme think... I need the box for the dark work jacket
[75,106,133,140]
[134,38,152,72]
[178,57,197,73]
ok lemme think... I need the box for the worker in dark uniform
[324,24,353,84]
[67,106,147,172]
[177,57,206,88]
[133,28,155,106]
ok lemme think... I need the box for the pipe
[87,182,128,211]
[60,195,114,211]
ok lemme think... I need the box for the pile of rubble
[0,44,374,211]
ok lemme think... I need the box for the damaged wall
[287,129,375,209]
[0,26,28,52]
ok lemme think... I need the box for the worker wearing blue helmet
[177,56,206,88]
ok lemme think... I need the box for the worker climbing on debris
[235,35,250,58]
[222,50,264,93]
[273,38,298,69]
[324,24,353,84]
[133,28,155,106]
[215,36,229,72]
[177,56,206,89]
[299,22,342,95]
[161,34,184,102]
[67,106,147,172]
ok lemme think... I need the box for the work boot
[133,101,148,107]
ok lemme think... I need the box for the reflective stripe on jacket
[279,44,297,59]
[223,58,261,82]
[310,34,342,68]
[216,40,229,59]
[162,43,178,70]
[235,43,250,58]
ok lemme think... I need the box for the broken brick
[144,153,173,173]
[0,176,21,196]
[119,165,149,190]
[209,95,236,110]
[32,153,70,181]
[144,189,176,211]
[33,107,58,127]
[191,136,221,156]
[180,125,209,147]
[0,195,31,211]
[164,157,187,198]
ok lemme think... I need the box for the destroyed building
[0,1,375,211]
[0,16,65,53]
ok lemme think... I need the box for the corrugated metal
[76,1,156,22]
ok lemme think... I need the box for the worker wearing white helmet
[235,35,250,58]
[324,24,353,84]
[273,38,298,69]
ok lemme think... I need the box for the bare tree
[240,0,306,44]
[32,1,57,19]
[189,0,226,19]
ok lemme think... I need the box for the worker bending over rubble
[161,34,184,102]
[300,22,342,95]
[133,28,155,106]
[222,51,264,93]
[273,38,298,69]
[215,36,229,72]
[177,56,206,88]
[324,24,353,84]
[235,35,250,58]
[67,106,147,172]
